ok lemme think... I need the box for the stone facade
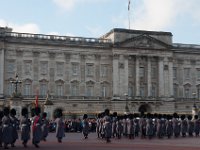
[0,27,199,118]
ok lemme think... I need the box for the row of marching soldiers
[0,107,65,149]
[96,110,200,142]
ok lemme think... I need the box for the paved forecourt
[13,132,200,150]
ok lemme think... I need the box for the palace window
[40,82,47,97]
[196,69,200,80]
[71,84,79,96]
[184,68,190,79]
[151,67,157,79]
[128,66,134,77]
[184,84,191,98]
[56,84,63,96]
[72,63,79,76]
[86,64,94,76]
[23,80,32,96]
[140,87,145,97]
[128,86,134,97]
[7,82,14,96]
[139,67,145,78]
[151,85,156,97]
[7,61,15,74]
[86,86,94,97]
[173,84,178,98]
[101,65,108,77]
[56,62,64,76]
[173,67,177,79]
[24,61,32,76]
[101,85,107,97]
[40,61,48,75]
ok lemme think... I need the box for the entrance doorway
[138,104,151,113]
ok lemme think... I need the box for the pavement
[10,132,200,150]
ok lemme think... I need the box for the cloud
[114,0,200,31]
[86,26,104,37]
[0,19,40,33]
[52,0,109,11]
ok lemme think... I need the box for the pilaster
[113,54,119,96]
[0,49,4,97]
[168,57,173,97]
[147,56,152,96]
[135,56,140,96]
[158,57,164,97]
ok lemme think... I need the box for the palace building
[0,26,199,118]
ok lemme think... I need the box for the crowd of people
[0,107,66,149]
[0,107,200,149]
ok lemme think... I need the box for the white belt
[22,124,27,127]
[3,124,8,127]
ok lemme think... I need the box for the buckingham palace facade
[0,26,200,117]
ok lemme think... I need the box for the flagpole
[128,0,131,30]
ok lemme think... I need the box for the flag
[128,0,131,11]
[35,91,39,108]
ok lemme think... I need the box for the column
[0,49,4,97]
[123,55,129,95]
[113,54,119,96]
[158,57,164,97]
[168,57,173,97]
[135,56,140,96]
[147,56,151,97]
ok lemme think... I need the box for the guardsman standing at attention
[32,107,42,148]
[103,109,112,143]
[2,107,12,149]
[21,107,31,147]
[41,112,49,141]
[0,110,4,147]
[10,108,19,147]
[55,108,65,143]
[82,114,90,139]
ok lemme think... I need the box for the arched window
[86,81,94,97]
[39,80,48,97]
[184,84,191,98]
[101,82,110,98]
[56,80,64,96]
[71,81,79,96]
[23,79,32,96]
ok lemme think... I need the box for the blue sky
[0,0,200,44]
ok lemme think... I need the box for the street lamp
[10,73,22,97]
[124,93,129,114]
[192,92,197,108]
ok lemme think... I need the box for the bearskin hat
[104,109,110,116]
[21,107,28,116]
[83,114,88,119]
[0,110,3,119]
[181,114,186,120]
[113,112,117,117]
[188,115,192,120]
[10,108,16,116]
[42,112,47,118]
[54,108,63,118]
[35,107,41,116]
[3,107,10,116]
[194,115,198,120]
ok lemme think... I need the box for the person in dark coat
[103,109,112,143]
[146,113,154,139]
[0,110,3,147]
[112,112,118,138]
[41,112,49,141]
[188,115,194,137]
[2,107,12,149]
[166,115,173,139]
[31,107,42,148]
[180,115,187,137]
[116,115,123,139]
[127,113,135,139]
[82,114,89,139]
[55,108,65,143]
[21,107,31,147]
[194,115,200,137]
[10,108,19,147]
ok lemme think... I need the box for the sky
[0,0,200,44]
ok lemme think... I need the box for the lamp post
[10,73,22,97]
[124,93,129,114]
[192,92,197,108]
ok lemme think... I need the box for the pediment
[119,34,171,49]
